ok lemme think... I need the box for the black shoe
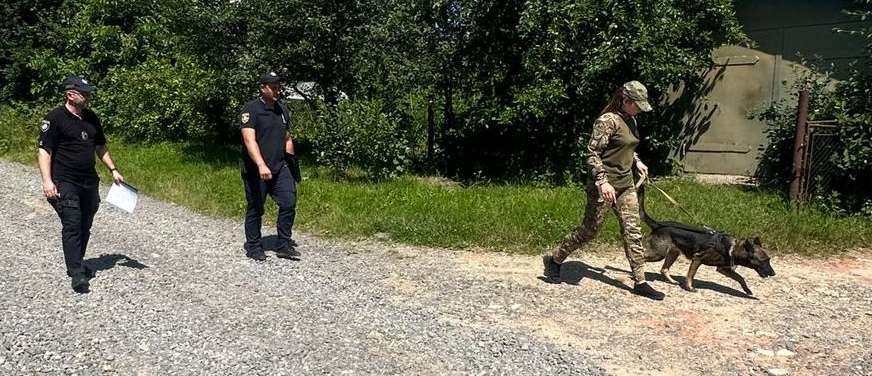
[71,273,90,293]
[275,246,301,259]
[542,255,561,283]
[246,250,267,261]
[632,282,665,301]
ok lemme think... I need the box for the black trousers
[48,180,100,277]
[242,164,297,253]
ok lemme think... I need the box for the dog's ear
[752,236,762,246]
[743,239,754,252]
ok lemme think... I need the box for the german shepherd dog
[638,185,776,295]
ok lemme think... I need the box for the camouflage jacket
[585,112,641,190]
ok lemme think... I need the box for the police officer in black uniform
[38,76,125,293]
[240,71,300,261]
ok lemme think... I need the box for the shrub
[297,98,425,178]
[95,58,224,142]
[0,103,49,156]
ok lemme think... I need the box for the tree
[421,0,747,181]
[0,0,65,100]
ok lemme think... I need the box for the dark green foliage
[98,58,225,142]
[832,3,872,217]
[296,98,425,179]
[0,0,65,100]
[411,0,747,182]
[2,0,746,182]
[0,103,50,157]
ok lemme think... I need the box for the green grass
[296,169,872,255]
[2,134,870,256]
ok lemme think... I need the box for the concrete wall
[678,0,868,176]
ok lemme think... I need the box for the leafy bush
[835,63,872,174]
[3,0,247,143]
[95,58,224,142]
[297,98,425,178]
[2,0,748,182]
[0,103,49,156]
[831,7,872,214]
[436,0,747,182]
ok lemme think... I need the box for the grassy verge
[3,141,871,256]
[1,104,869,256]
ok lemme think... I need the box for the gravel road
[1,160,870,375]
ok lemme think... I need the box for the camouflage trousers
[552,182,647,283]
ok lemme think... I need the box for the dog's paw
[681,284,697,292]
[536,276,561,285]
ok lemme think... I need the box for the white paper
[105,182,139,213]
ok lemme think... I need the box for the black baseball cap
[62,76,97,93]
[258,71,281,85]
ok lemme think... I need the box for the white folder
[105,182,139,214]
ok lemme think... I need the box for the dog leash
[635,174,713,231]
[636,175,734,268]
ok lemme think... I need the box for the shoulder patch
[597,112,620,123]
[594,113,616,127]
[597,113,624,130]
[41,120,50,132]
[241,113,251,125]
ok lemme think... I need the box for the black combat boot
[632,282,665,300]
[275,246,301,259]
[246,249,267,261]
[542,255,562,283]
[71,272,90,293]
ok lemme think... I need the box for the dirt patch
[368,243,872,375]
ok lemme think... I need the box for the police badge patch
[81,131,88,141]
[41,120,50,132]
[241,113,250,125]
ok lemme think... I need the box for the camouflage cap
[622,80,652,112]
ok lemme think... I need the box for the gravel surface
[1,159,871,375]
[0,161,605,375]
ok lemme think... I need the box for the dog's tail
[637,183,662,230]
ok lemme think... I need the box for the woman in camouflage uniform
[542,80,665,300]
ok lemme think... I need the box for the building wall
[678,0,867,176]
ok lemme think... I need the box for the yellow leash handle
[637,174,712,231]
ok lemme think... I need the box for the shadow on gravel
[536,261,634,292]
[261,235,299,250]
[537,261,757,299]
[85,254,148,274]
[603,265,757,299]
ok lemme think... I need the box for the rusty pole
[789,89,810,205]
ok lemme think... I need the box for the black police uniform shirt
[38,106,106,184]
[240,98,290,173]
